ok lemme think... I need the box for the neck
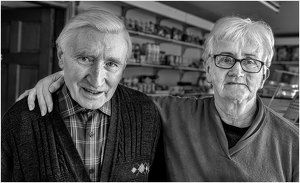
[214,96,257,128]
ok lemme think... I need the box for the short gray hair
[202,16,274,67]
[56,8,132,61]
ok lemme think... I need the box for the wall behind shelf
[78,1,204,87]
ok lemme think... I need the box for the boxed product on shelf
[276,46,289,61]
[166,55,182,66]
[132,43,141,63]
[275,45,299,61]
[171,27,183,41]
[291,46,299,61]
[122,75,159,94]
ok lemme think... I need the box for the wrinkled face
[206,40,268,103]
[58,28,128,109]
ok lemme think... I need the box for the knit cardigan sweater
[1,85,161,182]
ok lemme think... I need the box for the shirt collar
[58,85,111,118]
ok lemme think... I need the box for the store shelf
[263,85,299,90]
[272,61,299,65]
[121,1,214,31]
[147,92,212,97]
[128,30,203,49]
[275,69,299,76]
[127,62,205,72]
[259,94,296,100]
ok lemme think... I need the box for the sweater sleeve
[292,144,299,182]
[1,114,13,181]
[293,169,299,182]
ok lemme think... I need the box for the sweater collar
[58,84,111,118]
[209,95,267,157]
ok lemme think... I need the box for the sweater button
[89,168,95,174]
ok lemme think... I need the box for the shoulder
[153,95,212,112]
[116,84,152,102]
[264,106,298,143]
[2,97,45,137]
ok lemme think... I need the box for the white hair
[202,16,274,67]
[56,8,132,60]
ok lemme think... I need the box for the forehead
[214,39,264,59]
[67,27,128,55]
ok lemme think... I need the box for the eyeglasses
[212,54,265,73]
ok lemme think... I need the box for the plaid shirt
[58,85,111,181]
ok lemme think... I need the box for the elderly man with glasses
[13,16,299,181]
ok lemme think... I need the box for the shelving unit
[272,61,298,65]
[148,92,212,97]
[127,29,205,78]
[127,62,205,72]
[264,37,299,103]
[128,30,203,49]
[115,2,210,97]
[274,69,299,76]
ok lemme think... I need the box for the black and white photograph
[1,1,299,181]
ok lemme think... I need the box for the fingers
[16,89,30,102]
[36,82,47,116]
[24,71,63,116]
[43,81,54,113]
[49,74,64,93]
[27,88,37,111]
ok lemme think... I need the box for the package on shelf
[197,72,212,93]
[171,27,183,41]
[188,58,205,69]
[139,43,160,64]
[121,75,158,94]
[125,18,135,30]
[159,51,166,65]
[165,55,182,66]
[169,85,185,95]
[131,43,141,63]
[291,46,299,61]
[276,45,299,61]
[276,46,289,61]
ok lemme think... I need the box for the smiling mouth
[227,82,245,85]
[82,87,103,95]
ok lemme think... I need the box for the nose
[87,62,106,88]
[228,61,245,77]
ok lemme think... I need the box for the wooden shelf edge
[272,61,299,65]
[274,69,299,76]
[128,30,203,49]
[127,62,205,72]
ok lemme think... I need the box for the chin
[224,92,248,102]
[78,98,106,110]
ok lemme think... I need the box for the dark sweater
[1,85,161,182]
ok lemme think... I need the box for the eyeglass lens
[215,55,262,73]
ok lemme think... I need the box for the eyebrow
[243,53,258,58]
[105,56,124,65]
[74,49,97,56]
[219,52,233,55]
[219,52,258,59]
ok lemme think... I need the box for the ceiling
[161,1,299,37]
[2,1,299,37]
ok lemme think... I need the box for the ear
[260,67,270,88]
[205,61,212,83]
[57,47,64,69]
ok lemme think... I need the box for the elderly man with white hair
[1,9,161,182]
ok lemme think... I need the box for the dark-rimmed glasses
[212,54,265,73]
